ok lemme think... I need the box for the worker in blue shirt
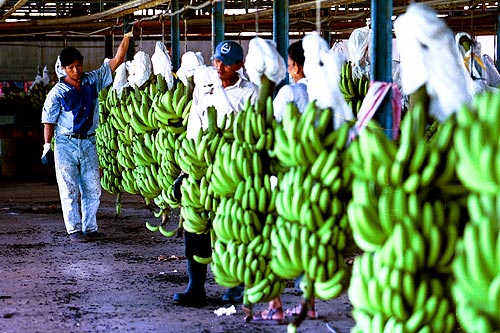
[41,17,133,243]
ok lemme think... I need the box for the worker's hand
[123,14,134,38]
[41,143,53,166]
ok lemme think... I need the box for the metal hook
[184,16,188,54]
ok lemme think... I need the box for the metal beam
[0,0,28,21]
[1,0,171,25]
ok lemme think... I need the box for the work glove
[123,14,134,38]
[173,172,189,200]
[41,143,54,166]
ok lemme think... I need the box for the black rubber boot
[173,259,207,306]
[221,284,244,303]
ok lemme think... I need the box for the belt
[65,133,95,139]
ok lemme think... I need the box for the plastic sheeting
[176,51,205,86]
[127,51,152,89]
[151,41,174,90]
[245,37,286,86]
[394,3,472,122]
[303,31,354,129]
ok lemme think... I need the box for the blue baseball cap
[212,40,244,66]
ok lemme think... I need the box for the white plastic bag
[127,51,152,89]
[394,3,472,121]
[33,69,43,84]
[186,65,225,139]
[42,66,50,85]
[55,56,65,79]
[245,37,286,85]
[151,41,174,90]
[112,63,129,98]
[483,54,500,88]
[193,65,234,118]
[347,26,371,79]
[303,31,354,129]
[330,42,348,64]
[176,51,205,86]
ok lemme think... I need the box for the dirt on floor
[0,178,355,333]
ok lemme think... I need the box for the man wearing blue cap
[174,40,258,306]
[185,40,258,139]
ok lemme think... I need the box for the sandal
[251,307,285,325]
[286,304,319,320]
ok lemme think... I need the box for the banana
[159,225,177,237]
[145,221,160,232]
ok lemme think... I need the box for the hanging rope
[184,14,188,54]
[139,25,143,50]
[255,3,259,36]
[316,0,321,32]
[161,17,165,44]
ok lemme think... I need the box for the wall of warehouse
[0,35,496,83]
[0,39,254,82]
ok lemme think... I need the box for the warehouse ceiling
[0,0,498,41]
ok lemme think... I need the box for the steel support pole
[170,0,180,72]
[274,0,289,86]
[212,1,225,50]
[273,0,289,62]
[371,0,393,139]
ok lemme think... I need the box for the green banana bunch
[338,61,370,116]
[96,120,123,195]
[212,235,285,306]
[269,101,341,169]
[231,97,275,150]
[454,90,500,194]
[349,251,457,333]
[452,193,500,333]
[176,105,230,235]
[29,80,53,110]
[176,123,226,181]
[120,168,140,195]
[345,94,479,333]
[268,100,355,318]
[205,85,290,322]
[96,73,193,224]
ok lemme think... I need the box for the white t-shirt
[272,77,309,122]
[186,72,258,139]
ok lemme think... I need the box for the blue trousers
[54,135,101,234]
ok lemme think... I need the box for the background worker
[456,32,485,82]
[173,40,258,306]
[253,40,318,323]
[40,17,134,242]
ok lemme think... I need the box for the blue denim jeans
[54,135,101,234]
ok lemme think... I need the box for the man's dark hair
[288,40,305,67]
[59,46,84,67]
